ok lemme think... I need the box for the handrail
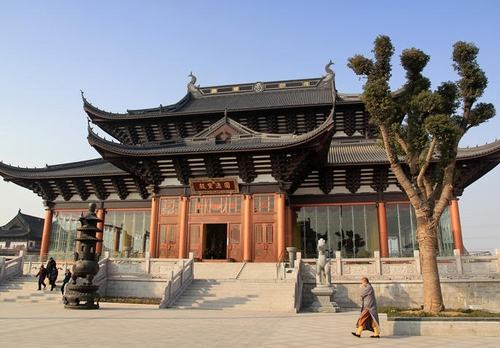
[159,256,194,308]
[276,249,287,280]
[0,253,24,284]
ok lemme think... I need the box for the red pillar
[276,193,286,260]
[242,195,253,262]
[40,203,54,261]
[377,202,389,258]
[96,208,105,255]
[178,197,188,258]
[450,198,465,255]
[149,194,160,258]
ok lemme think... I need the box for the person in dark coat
[46,257,57,291]
[48,266,58,291]
[61,269,72,294]
[35,265,47,290]
[352,277,380,338]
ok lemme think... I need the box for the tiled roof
[0,158,127,180]
[88,114,334,157]
[0,211,44,240]
[83,74,359,121]
[1,139,498,181]
[328,140,500,165]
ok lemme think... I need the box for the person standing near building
[48,266,58,291]
[46,257,57,290]
[61,269,71,294]
[352,277,380,338]
[35,265,47,290]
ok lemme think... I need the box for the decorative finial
[187,72,200,95]
[224,108,228,121]
[89,202,97,213]
[322,60,337,101]
[325,60,334,76]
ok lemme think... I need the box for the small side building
[0,210,44,256]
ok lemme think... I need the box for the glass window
[49,211,82,259]
[103,210,151,258]
[295,204,378,258]
[386,203,452,257]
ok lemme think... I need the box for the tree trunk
[417,219,445,312]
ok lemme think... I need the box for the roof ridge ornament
[187,72,201,97]
[322,60,337,102]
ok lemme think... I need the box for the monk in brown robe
[352,277,380,338]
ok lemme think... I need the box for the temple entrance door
[227,224,242,261]
[158,224,178,258]
[203,224,227,260]
[254,223,275,262]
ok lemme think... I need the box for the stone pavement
[0,302,498,348]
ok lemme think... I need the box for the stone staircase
[0,276,63,304]
[170,262,296,311]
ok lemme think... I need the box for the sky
[0,0,499,251]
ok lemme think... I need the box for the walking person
[61,269,71,295]
[49,266,58,291]
[46,257,57,291]
[352,277,380,338]
[35,265,47,290]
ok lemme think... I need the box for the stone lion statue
[316,238,332,286]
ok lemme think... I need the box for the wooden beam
[72,179,90,201]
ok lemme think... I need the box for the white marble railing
[0,251,24,284]
[159,254,194,308]
[301,249,500,281]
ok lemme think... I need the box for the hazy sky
[1,1,499,251]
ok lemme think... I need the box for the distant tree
[347,36,495,312]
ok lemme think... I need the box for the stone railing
[301,249,500,281]
[159,254,195,308]
[294,252,303,313]
[0,251,24,284]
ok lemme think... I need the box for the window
[230,224,241,244]
[160,198,179,216]
[160,224,177,244]
[253,195,274,213]
[255,223,273,243]
[189,196,242,214]
[295,204,378,258]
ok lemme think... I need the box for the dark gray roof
[0,211,44,240]
[328,140,500,165]
[83,75,360,121]
[0,158,127,180]
[88,114,334,157]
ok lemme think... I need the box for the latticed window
[254,223,273,243]
[160,198,179,216]
[253,195,275,213]
[189,196,242,215]
[159,224,177,244]
[189,224,201,245]
[230,224,241,244]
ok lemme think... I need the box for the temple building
[1,64,499,261]
[0,210,44,256]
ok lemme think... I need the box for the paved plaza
[0,302,498,348]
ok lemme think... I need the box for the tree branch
[417,138,437,199]
[379,125,422,209]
